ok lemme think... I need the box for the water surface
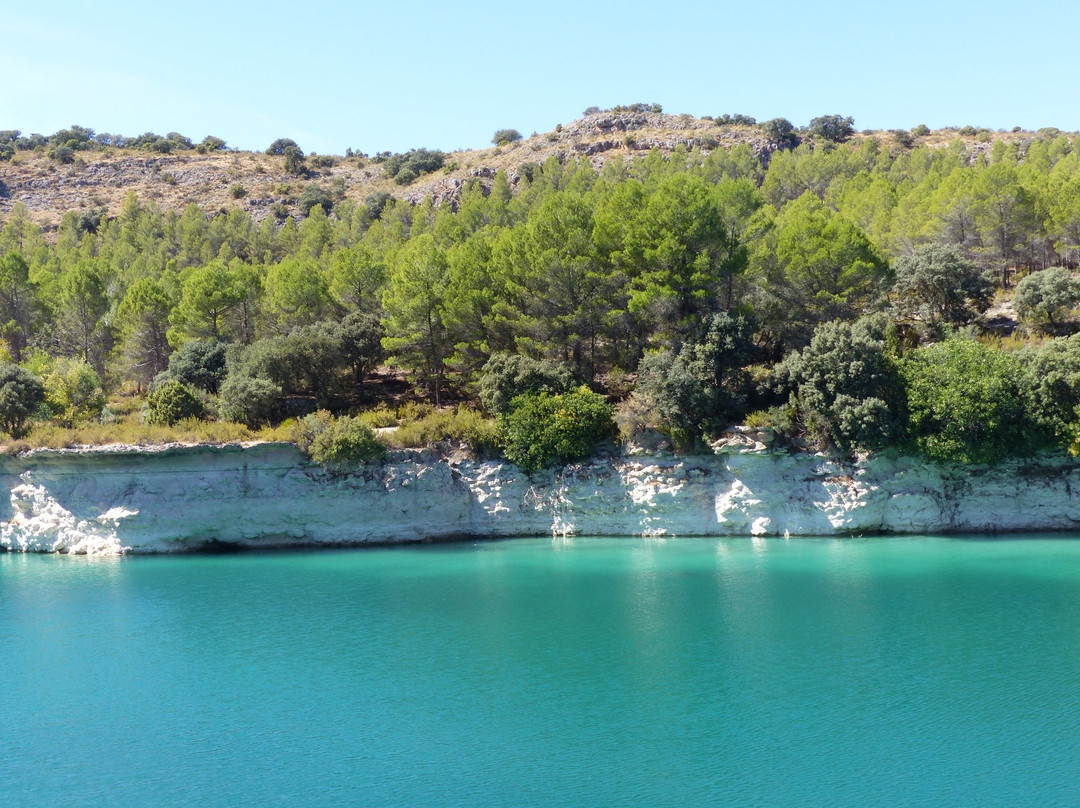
[3,536,1080,806]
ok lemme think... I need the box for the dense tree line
[5,127,1080,464]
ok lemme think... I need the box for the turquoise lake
[3,535,1080,807]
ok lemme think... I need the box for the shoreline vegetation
[4,110,1080,473]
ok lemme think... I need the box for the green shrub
[0,363,44,437]
[499,387,616,472]
[294,411,385,468]
[779,315,904,454]
[218,373,282,427]
[283,146,306,176]
[1020,334,1080,447]
[760,118,800,149]
[49,144,75,164]
[357,404,398,429]
[1013,267,1080,333]
[900,338,1030,464]
[492,129,523,146]
[158,340,228,394]
[478,353,574,415]
[397,401,434,422]
[385,406,500,455]
[808,114,855,143]
[299,185,333,215]
[41,358,105,427]
[266,138,300,156]
[198,136,226,153]
[634,312,758,444]
[382,148,446,181]
[146,381,205,426]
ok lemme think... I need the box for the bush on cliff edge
[498,387,615,472]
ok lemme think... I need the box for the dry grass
[0,396,296,453]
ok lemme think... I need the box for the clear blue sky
[3,0,1076,156]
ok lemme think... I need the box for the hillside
[2,110,1080,469]
[0,113,1044,231]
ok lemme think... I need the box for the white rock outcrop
[2,442,1079,554]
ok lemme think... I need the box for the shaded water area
[3,536,1080,806]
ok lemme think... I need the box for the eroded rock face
[2,443,1079,554]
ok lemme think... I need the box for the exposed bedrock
[2,443,1079,554]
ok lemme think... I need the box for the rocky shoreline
[1,442,1079,554]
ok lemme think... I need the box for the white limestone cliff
[2,442,1079,554]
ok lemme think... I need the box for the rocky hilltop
[0,113,1035,231]
[2,443,1079,554]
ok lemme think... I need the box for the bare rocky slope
[0,114,1040,232]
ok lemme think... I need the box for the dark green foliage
[218,373,282,427]
[197,136,226,153]
[48,125,95,150]
[911,124,930,137]
[363,191,393,221]
[231,323,345,411]
[49,144,75,164]
[760,118,799,149]
[223,317,382,419]
[478,353,574,415]
[716,114,756,126]
[126,132,176,153]
[809,115,855,143]
[15,133,46,150]
[294,411,385,469]
[891,129,915,149]
[0,363,44,437]
[498,387,616,472]
[609,102,662,114]
[1013,268,1080,333]
[900,338,1030,464]
[755,193,889,347]
[73,209,104,235]
[0,250,39,362]
[158,340,228,394]
[165,132,194,150]
[636,312,758,443]
[517,162,538,182]
[266,138,301,156]
[893,243,992,324]
[337,311,385,384]
[299,185,333,216]
[492,129,523,145]
[283,146,306,176]
[308,154,335,169]
[0,143,13,162]
[1020,335,1080,446]
[779,315,904,454]
[146,380,205,426]
[382,149,446,181]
